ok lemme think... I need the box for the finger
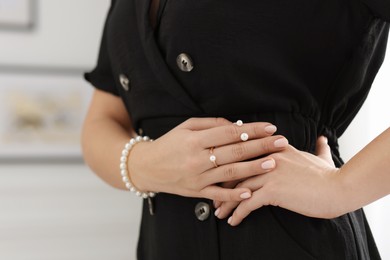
[178,117,232,131]
[228,189,268,226]
[216,175,268,219]
[315,136,328,155]
[220,180,240,188]
[214,200,222,209]
[197,122,278,148]
[201,157,275,186]
[202,136,287,168]
[213,180,239,209]
[216,200,240,219]
[200,185,252,202]
[315,136,334,166]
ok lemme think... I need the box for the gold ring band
[209,147,218,168]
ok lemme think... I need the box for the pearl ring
[209,147,218,168]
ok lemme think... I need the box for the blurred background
[0,0,389,259]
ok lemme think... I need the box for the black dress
[85,0,390,259]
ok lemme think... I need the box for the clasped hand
[214,136,340,226]
[128,117,339,225]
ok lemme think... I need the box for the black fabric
[85,0,389,259]
[361,0,390,22]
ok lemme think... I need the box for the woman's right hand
[128,117,289,202]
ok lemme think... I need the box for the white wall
[0,164,142,260]
[0,0,389,259]
[0,0,109,69]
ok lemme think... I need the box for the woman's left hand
[214,136,344,226]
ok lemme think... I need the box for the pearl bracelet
[120,135,156,199]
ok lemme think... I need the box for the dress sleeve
[360,0,390,22]
[84,0,119,96]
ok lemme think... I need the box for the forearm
[81,90,136,190]
[81,116,135,190]
[338,127,390,213]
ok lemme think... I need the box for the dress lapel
[134,0,204,113]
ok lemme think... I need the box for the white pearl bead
[121,170,128,177]
[240,133,249,141]
[236,120,243,126]
[120,163,127,170]
[120,135,156,199]
[210,155,216,162]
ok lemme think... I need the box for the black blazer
[85,0,389,259]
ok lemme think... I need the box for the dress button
[176,53,194,72]
[195,202,210,221]
[119,74,130,91]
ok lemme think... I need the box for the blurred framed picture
[0,0,36,30]
[0,71,92,160]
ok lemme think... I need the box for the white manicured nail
[274,138,288,148]
[240,192,251,199]
[214,207,221,217]
[228,216,233,225]
[265,125,277,134]
[261,159,275,170]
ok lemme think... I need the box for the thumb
[315,136,335,167]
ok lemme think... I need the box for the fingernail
[274,138,288,148]
[265,125,277,134]
[240,192,251,199]
[214,207,221,217]
[228,216,233,225]
[261,159,275,170]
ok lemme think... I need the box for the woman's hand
[215,136,343,225]
[128,117,289,202]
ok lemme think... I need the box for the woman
[82,0,389,259]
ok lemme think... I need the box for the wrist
[127,140,157,193]
[120,136,157,198]
[325,167,352,218]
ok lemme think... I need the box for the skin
[83,90,390,227]
[219,129,390,226]
[82,89,289,202]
